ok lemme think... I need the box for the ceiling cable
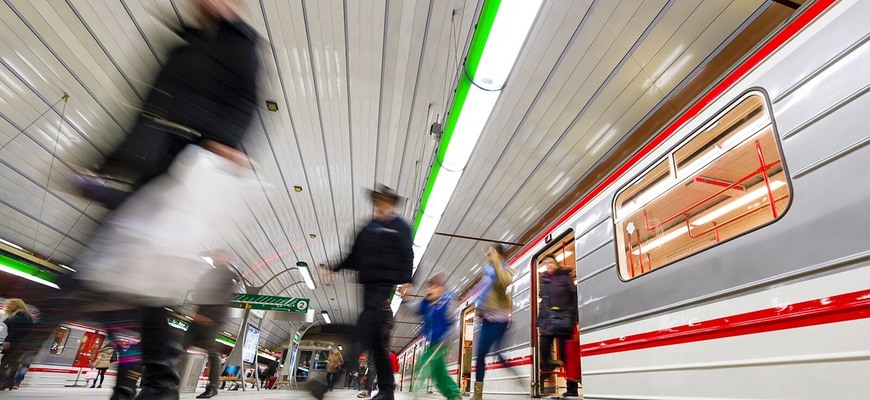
[34,93,71,251]
[0,94,67,153]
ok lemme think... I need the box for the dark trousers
[539,335,579,392]
[346,307,394,393]
[326,372,340,390]
[182,320,223,388]
[139,307,184,384]
[475,320,508,382]
[0,351,23,388]
[96,368,108,386]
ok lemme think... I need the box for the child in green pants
[409,274,461,400]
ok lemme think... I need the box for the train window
[613,92,791,279]
[50,327,70,355]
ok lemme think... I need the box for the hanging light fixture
[411,0,544,274]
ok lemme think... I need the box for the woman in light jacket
[470,244,514,400]
[90,342,116,388]
[326,347,344,392]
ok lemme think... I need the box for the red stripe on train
[581,288,870,356]
[27,367,117,376]
[508,0,837,265]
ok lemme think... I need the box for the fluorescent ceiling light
[422,168,462,217]
[633,226,689,255]
[474,0,543,87]
[201,256,214,267]
[338,345,343,351]
[0,238,24,251]
[0,264,59,289]
[411,0,543,275]
[692,181,786,226]
[414,215,439,249]
[321,311,331,324]
[554,251,573,263]
[617,119,772,222]
[296,262,317,290]
[439,88,501,171]
[59,264,76,272]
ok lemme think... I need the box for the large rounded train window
[613,92,791,279]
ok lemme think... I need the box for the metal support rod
[434,232,525,246]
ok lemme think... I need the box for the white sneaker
[357,390,371,398]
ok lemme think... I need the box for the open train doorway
[457,306,475,394]
[532,231,580,398]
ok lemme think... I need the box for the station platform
[0,387,533,400]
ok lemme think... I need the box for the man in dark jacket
[538,255,579,397]
[312,185,414,400]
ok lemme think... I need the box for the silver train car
[398,0,870,398]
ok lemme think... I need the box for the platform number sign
[230,294,310,313]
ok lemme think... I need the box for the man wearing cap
[313,184,414,400]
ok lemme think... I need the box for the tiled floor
[0,387,538,400]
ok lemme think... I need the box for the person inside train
[0,298,34,391]
[315,184,414,400]
[469,244,515,400]
[405,273,461,400]
[537,255,579,397]
[182,249,237,399]
[90,341,118,389]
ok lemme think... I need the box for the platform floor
[0,387,537,399]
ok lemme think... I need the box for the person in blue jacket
[407,274,460,400]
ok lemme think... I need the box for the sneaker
[357,389,371,398]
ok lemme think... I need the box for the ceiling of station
[0,0,778,350]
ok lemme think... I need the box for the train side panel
[579,1,870,398]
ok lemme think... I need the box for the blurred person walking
[313,185,414,400]
[58,1,261,399]
[406,274,461,400]
[325,347,344,392]
[0,299,33,390]
[537,255,578,397]
[182,250,237,399]
[90,342,117,388]
[469,245,514,400]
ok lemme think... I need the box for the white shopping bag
[76,146,256,306]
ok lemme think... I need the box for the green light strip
[414,0,502,235]
[0,252,59,283]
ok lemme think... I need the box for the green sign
[230,294,310,313]
[167,317,189,331]
[292,331,303,344]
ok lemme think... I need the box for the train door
[72,331,105,368]
[532,231,578,398]
[457,306,475,394]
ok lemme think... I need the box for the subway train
[2,319,122,388]
[397,0,870,398]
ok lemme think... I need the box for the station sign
[293,331,303,344]
[230,294,309,313]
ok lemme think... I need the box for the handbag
[547,308,575,335]
[76,146,257,306]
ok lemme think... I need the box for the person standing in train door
[469,244,515,400]
[537,255,579,397]
[314,184,415,400]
